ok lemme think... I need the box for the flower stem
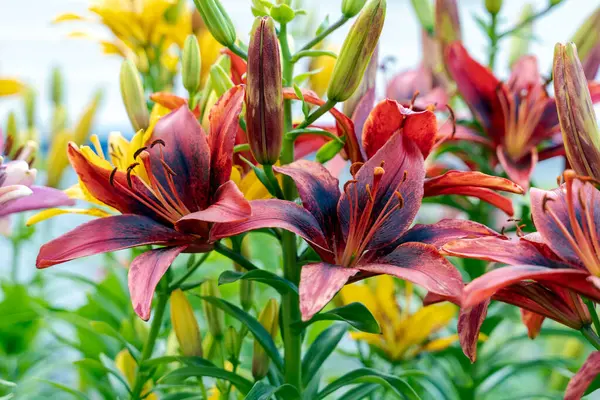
[296,16,348,54]
[487,13,499,70]
[214,241,259,271]
[496,5,556,39]
[168,252,211,292]
[279,23,303,392]
[295,99,337,131]
[10,239,21,282]
[585,299,600,336]
[581,325,600,351]
[228,43,248,61]
[130,279,169,400]
[263,164,285,199]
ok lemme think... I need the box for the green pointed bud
[164,0,186,24]
[570,7,600,79]
[508,4,534,68]
[485,0,502,15]
[73,90,103,145]
[51,105,68,135]
[200,281,225,339]
[549,0,564,5]
[192,0,236,47]
[183,35,202,96]
[410,0,434,34]
[252,299,279,380]
[234,238,254,311]
[327,0,386,102]
[120,60,149,132]
[6,112,18,140]
[344,46,377,119]
[316,138,346,164]
[246,16,283,165]
[435,0,461,47]
[23,88,36,129]
[251,0,270,17]
[224,326,241,361]
[50,67,64,106]
[342,0,367,18]
[210,64,234,97]
[171,289,203,357]
[553,43,600,180]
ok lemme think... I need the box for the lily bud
[508,4,534,68]
[51,105,68,135]
[234,238,254,311]
[209,64,234,97]
[344,46,378,119]
[120,60,149,132]
[224,326,241,361]
[246,16,283,165]
[192,0,236,47]
[316,139,346,164]
[182,35,202,96]
[342,0,367,18]
[435,0,461,47]
[6,112,18,141]
[170,289,203,357]
[485,0,502,15]
[23,88,36,129]
[553,43,600,180]
[252,299,279,380]
[549,0,564,5]
[570,7,600,79]
[200,281,224,339]
[410,0,434,34]
[50,67,63,106]
[327,0,386,102]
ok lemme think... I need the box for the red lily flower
[565,351,600,400]
[36,86,251,320]
[445,42,600,190]
[442,171,600,358]
[212,128,499,321]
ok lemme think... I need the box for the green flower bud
[200,281,225,339]
[485,0,502,15]
[234,238,254,312]
[73,90,103,145]
[224,326,241,361]
[192,0,236,47]
[570,7,600,78]
[316,138,346,164]
[182,35,202,96]
[51,105,68,135]
[553,43,600,180]
[120,60,149,132]
[50,67,63,106]
[435,0,461,47]
[209,64,234,98]
[252,299,279,380]
[549,0,564,5]
[171,289,203,357]
[246,16,283,165]
[23,88,36,129]
[6,112,18,140]
[508,4,534,68]
[343,46,378,119]
[410,0,434,34]
[342,0,367,18]
[327,0,386,102]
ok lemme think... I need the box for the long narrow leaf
[302,324,347,387]
[218,270,298,295]
[159,366,254,394]
[244,382,300,400]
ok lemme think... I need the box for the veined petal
[208,85,245,191]
[565,352,600,400]
[36,214,193,268]
[385,66,433,105]
[150,92,188,110]
[360,242,463,302]
[0,186,74,217]
[507,56,542,94]
[520,309,545,339]
[349,87,376,144]
[26,207,111,226]
[129,245,188,320]
[401,302,457,347]
[176,181,251,228]
[436,186,517,215]
[0,185,32,206]
[458,299,490,363]
[496,146,537,191]
[425,171,524,195]
[397,219,500,249]
[299,262,359,321]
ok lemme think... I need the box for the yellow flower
[308,45,338,98]
[340,276,459,361]
[0,78,25,97]
[114,349,158,400]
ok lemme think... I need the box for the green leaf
[74,358,131,393]
[162,393,204,400]
[244,382,300,400]
[89,321,140,359]
[159,366,254,394]
[270,4,295,24]
[302,324,347,386]
[36,379,88,399]
[293,303,380,334]
[337,383,380,400]
[196,296,283,371]
[218,270,298,295]
[293,68,323,86]
[316,368,421,400]
[144,356,215,368]
[0,380,15,389]
[315,15,330,36]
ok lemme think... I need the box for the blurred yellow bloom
[308,46,338,98]
[0,78,25,97]
[114,349,158,400]
[340,276,458,361]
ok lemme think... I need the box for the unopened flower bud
[553,43,600,180]
[6,112,18,141]
[192,0,236,47]
[51,105,68,135]
[164,0,185,24]
[252,299,279,380]
[209,64,234,97]
[327,0,386,102]
[410,0,434,34]
[342,0,367,18]
[344,46,378,119]
[485,0,502,15]
[50,67,63,106]
[73,90,103,145]
[570,7,600,79]
[201,281,225,338]
[182,35,202,96]
[549,0,564,5]
[508,4,534,68]
[234,239,254,311]
[120,60,149,132]
[316,139,346,164]
[435,0,461,47]
[23,88,36,129]
[171,289,203,357]
[246,16,283,165]
[224,326,241,361]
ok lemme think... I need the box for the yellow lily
[308,45,338,98]
[339,275,459,361]
[0,78,25,97]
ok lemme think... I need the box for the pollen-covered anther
[350,162,364,178]
[372,166,385,192]
[395,191,404,209]
[542,194,555,213]
[446,105,457,138]
[133,146,148,160]
[150,139,166,148]
[343,179,358,195]
[126,162,140,188]
[409,91,420,110]
[109,167,118,187]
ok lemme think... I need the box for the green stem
[214,241,259,271]
[585,299,600,335]
[228,43,248,61]
[10,239,21,282]
[295,99,337,131]
[487,13,499,70]
[497,5,556,39]
[168,252,211,292]
[296,16,349,54]
[279,23,303,392]
[130,280,169,400]
[263,164,284,199]
[581,325,600,351]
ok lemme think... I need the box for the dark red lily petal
[458,299,490,363]
[208,85,245,191]
[496,146,537,191]
[0,186,75,217]
[210,199,333,260]
[520,309,545,339]
[67,144,168,222]
[350,87,376,144]
[36,214,193,268]
[150,106,211,212]
[443,236,574,268]
[338,132,426,250]
[445,42,507,143]
[565,351,600,400]
[362,99,437,158]
[507,56,542,94]
[176,180,251,231]
[274,160,341,241]
[129,245,188,320]
[461,265,594,308]
[425,171,524,194]
[283,87,363,163]
[299,262,360,321]
[397,219,500,249]
[439,186,516,215]
[360,242,463,303]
